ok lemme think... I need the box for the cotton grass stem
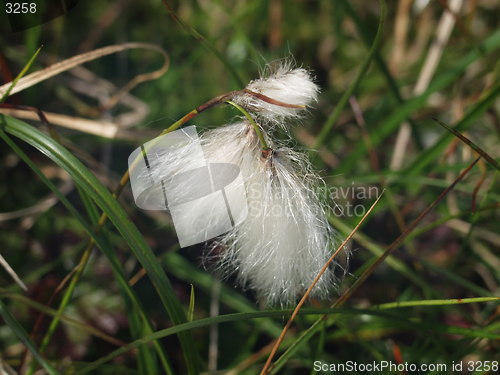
[226,100,269,150]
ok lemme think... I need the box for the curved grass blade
[0,114,198,374]
[71,188,162,375]
[0,124,174,374]
[77,308,397,374]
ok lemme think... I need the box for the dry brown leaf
[0,42,169,99]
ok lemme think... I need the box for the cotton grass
[150,62,343,305]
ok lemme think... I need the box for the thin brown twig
[99,50,170,113]
[260,192,385,375]
[433,117,500,171]
[333,156,481,308]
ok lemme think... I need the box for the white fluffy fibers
[202,122,338,306]
[232,62,320,128]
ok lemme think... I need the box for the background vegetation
[0,0,499,374]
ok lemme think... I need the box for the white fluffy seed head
[137,121,343,305]
[202,122,341,306]
[138,55,343,304]
[232,62,320,129]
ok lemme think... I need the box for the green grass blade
[36,249,91,363]
[188,285,195,322]
[375,297,499,309]
[129,308,159,375]
[77,308,378,373]
[77,188,161,375]
[0,114,198,374]
[269,296,499,373]
[0,299,59,375]
[0,46,42,102]
[272,158,481,372]
[420,260,494,297]
[0,123,174,375]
